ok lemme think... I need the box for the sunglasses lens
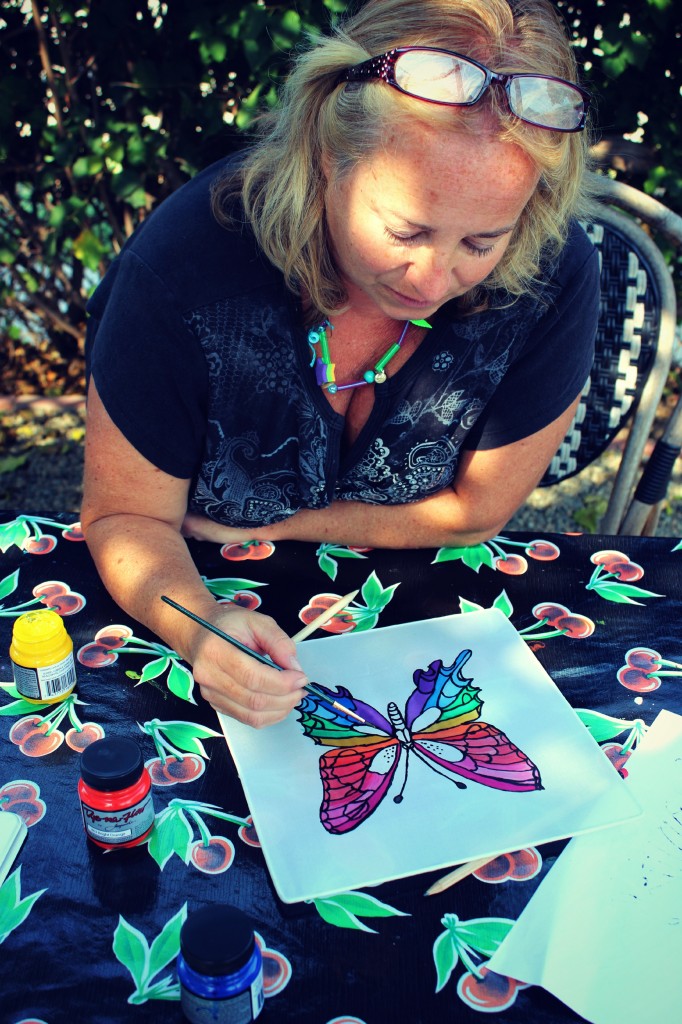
[508,77,585,130]
[394,50,485,104]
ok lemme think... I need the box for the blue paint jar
[178,905,264,1023]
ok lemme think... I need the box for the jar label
[80,791,155,844]
[180,978,264,1023]
[12,652,76,701]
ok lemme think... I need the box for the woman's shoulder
[107,151,279,313]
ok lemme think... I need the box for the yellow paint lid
[10,608,73,667]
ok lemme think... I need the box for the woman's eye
[385,227,423,245]
[463,239,496,257]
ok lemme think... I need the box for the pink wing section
[413,721,542,792]
[319,737,401,834]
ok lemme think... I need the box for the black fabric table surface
[1,511,680,1024]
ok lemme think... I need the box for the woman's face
[323,121,540,320]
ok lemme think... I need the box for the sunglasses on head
[340,46,589,133]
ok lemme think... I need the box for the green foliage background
[1,0,679,392]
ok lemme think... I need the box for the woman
[82,0,599,726]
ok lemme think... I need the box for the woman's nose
[406,249,455,301]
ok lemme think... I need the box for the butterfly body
[299,649,542,835]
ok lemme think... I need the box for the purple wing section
[405,649,473,727]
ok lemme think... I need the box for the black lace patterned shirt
[86,156,599,527]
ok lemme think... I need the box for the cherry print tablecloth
[1,511,681,1024]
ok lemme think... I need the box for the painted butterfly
[298,649,543,835]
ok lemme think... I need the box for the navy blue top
[86,156,599,528]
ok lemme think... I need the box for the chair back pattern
[541,217,661,486]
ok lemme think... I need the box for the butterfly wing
[413,720,543,791]
[406,652,543,792]
[298,684,400,835]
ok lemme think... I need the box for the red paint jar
[78,737,155,849]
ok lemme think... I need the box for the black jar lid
[180,905,256,975]
[80,737,144,791]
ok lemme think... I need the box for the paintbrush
[160,594,367,725]
[424,855,496,896]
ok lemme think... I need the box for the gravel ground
[1,396,681,536]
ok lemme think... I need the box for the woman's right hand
[186,604,309,727]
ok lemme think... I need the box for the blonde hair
[212,0,594,317]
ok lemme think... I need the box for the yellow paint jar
[10,609,77,703]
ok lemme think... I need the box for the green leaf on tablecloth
[0,569,20,601]
[0,697,50,715]
[493,590,513,618]
[593,581,663,605]
[154,721,220,756]
[311,896,378,932]
[0,867,47,945]
[350,611,379,633]
[0,519,31,553]
[459,596,484,614]
[318,551,338,580]
[148,903,187,980]
[576,709,646,743]
[0,682,21,699]
[361,571,399,612]
[326,891,409,918]
[202,577,266,598]
[139,656,170,683]
[166,661,196,704]
[432,545,495,572]
[455,918,514,957]
[113,915,151,990]
[147,808,193,870]
[433,929,459,992]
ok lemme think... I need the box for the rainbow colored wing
[298,683,400,834]
[405,651,542,791]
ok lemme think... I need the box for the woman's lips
[383,285,440,311]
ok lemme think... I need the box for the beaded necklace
[307,317,430,394]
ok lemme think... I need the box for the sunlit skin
[323,119,539,324]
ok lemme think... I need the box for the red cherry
[625,648,661,671]
[20,728,64,757]
[617,666,660,693]
[0,781,39,802]
[63,523,85,541]
[299,594,357,633]
[554,613,595,639]
[609,559,644,582]
[525,540,560,561]
[602,742,631,778]
[65,723,105,751]
[590,549,629,568]
[254,935,292,997]
[42,591,85,616]
[473,853,515,882]
[94,624,134,649]
[32,580,69,599]
[225,591,262,611]
[1,797,46,827]
[507,847,541,880]
[347,546,372,553]
[145,755,205,786]
[220,541,275,561]
[457,968,526,1011]
[494,554,528,575]
[190,837,235,874]
[77,642,118,667]
[238,816,261,848]
[23,535,57,555]
[9,718,46,746]
[532,602,569,626]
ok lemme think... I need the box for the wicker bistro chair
[540,173,682,535]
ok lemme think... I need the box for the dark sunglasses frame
[340,46,590,133]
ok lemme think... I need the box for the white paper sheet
[219,610,640,903]
[488,709,682,1024]
[0,811,27,885]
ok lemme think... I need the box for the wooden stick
[291,590,359,642]
[161,594,367,725]
[424,856,495,896]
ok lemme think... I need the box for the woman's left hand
[181,513,276,545]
